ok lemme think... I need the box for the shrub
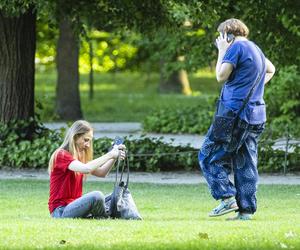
[0,119,62,168]
[143,95,216,134]
[1,119,298,173]
[87,135,199,172]
[265,65,300,137]
[258,129,300,173]
[0,120,198,171]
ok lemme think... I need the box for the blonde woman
[48,120,126,218]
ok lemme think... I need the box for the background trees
[0,0,299,126]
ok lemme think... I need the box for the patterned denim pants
[198,120,265,214]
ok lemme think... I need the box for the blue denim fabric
[51,191,107,219]
[199,119,264,214]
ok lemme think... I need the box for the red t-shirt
[48,149,83,213]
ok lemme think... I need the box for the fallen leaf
[198,232,209,240]
[59,240,66,245]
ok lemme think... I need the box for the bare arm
[68,145,125,174]
[216,61,233,83]
[215,33,233,83]
[90,158,116,177]
[264,58,275,84]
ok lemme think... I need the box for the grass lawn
[35,71,220,122]
[0,179,299,250]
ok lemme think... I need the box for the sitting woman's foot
[226,212,252,221]
[209,197,239,217]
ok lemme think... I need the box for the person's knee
[91,191,105,204]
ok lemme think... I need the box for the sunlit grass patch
[35,71,219,122]
[0,179,299,250]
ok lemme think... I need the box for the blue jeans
[198,119,265,214]
[51,191,107,219]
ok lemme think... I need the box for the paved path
[0,169,299,185]
[44,122,299,151]
[44,122,205,149]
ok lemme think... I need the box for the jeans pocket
[247,103,266,124]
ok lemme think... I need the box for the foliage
[1,180,300,249]
[35,20,58,72]
[130,0,300,76]
[94,136,198,172]
[0,120,198,171]
[35,18,140,74]
[264,65,300,137]
[258,129,300,173]
[0,119,62,168]
[142,66,300,138]
[79,30,138,73]
[1,118,299,173]
[143,96,216,134]
[233,0,300,68]
[2,0,299,74]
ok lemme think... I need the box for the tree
[129,2,223,94]
[56,16,82,120]
[0,0,175,124]
[2,0,297,127]
[53,0,174,120]
[0,6,36,125]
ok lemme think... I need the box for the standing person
[48,120,126,219]
[199,18,275,220]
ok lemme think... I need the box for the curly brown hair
[217,18,249,37]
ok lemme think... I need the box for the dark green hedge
[143,95,216,135]
[0,120,299,173]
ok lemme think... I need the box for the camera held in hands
[109,136,125,152]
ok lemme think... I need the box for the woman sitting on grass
[48,120,125,219]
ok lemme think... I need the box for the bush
[258,130,300,173]
[0,119,63,168]
[265,65,300,137]
[0,120,198,171]
[1,120,298,173]
[143,95,216,134]
[143,65,300,138]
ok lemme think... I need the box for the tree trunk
[159,57,192,95]
[0,8,36,122]
[56,17,82,120]
[88,39,94,99]
[159,69,192,95]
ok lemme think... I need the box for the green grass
[0,179,299,249]
[35,71,220,122]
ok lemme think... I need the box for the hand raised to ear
[215,32,233,51]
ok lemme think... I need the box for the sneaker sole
[209,207,239,217]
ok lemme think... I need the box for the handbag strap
[236,71,262,116]
[114,150,130,187]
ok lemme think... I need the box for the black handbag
[106,156,142,220]
[211,72,262,144]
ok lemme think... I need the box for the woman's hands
[110,144,126,160]
[215,32,233,52]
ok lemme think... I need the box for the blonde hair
[217,18,249,37]
[48,120,93,173]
